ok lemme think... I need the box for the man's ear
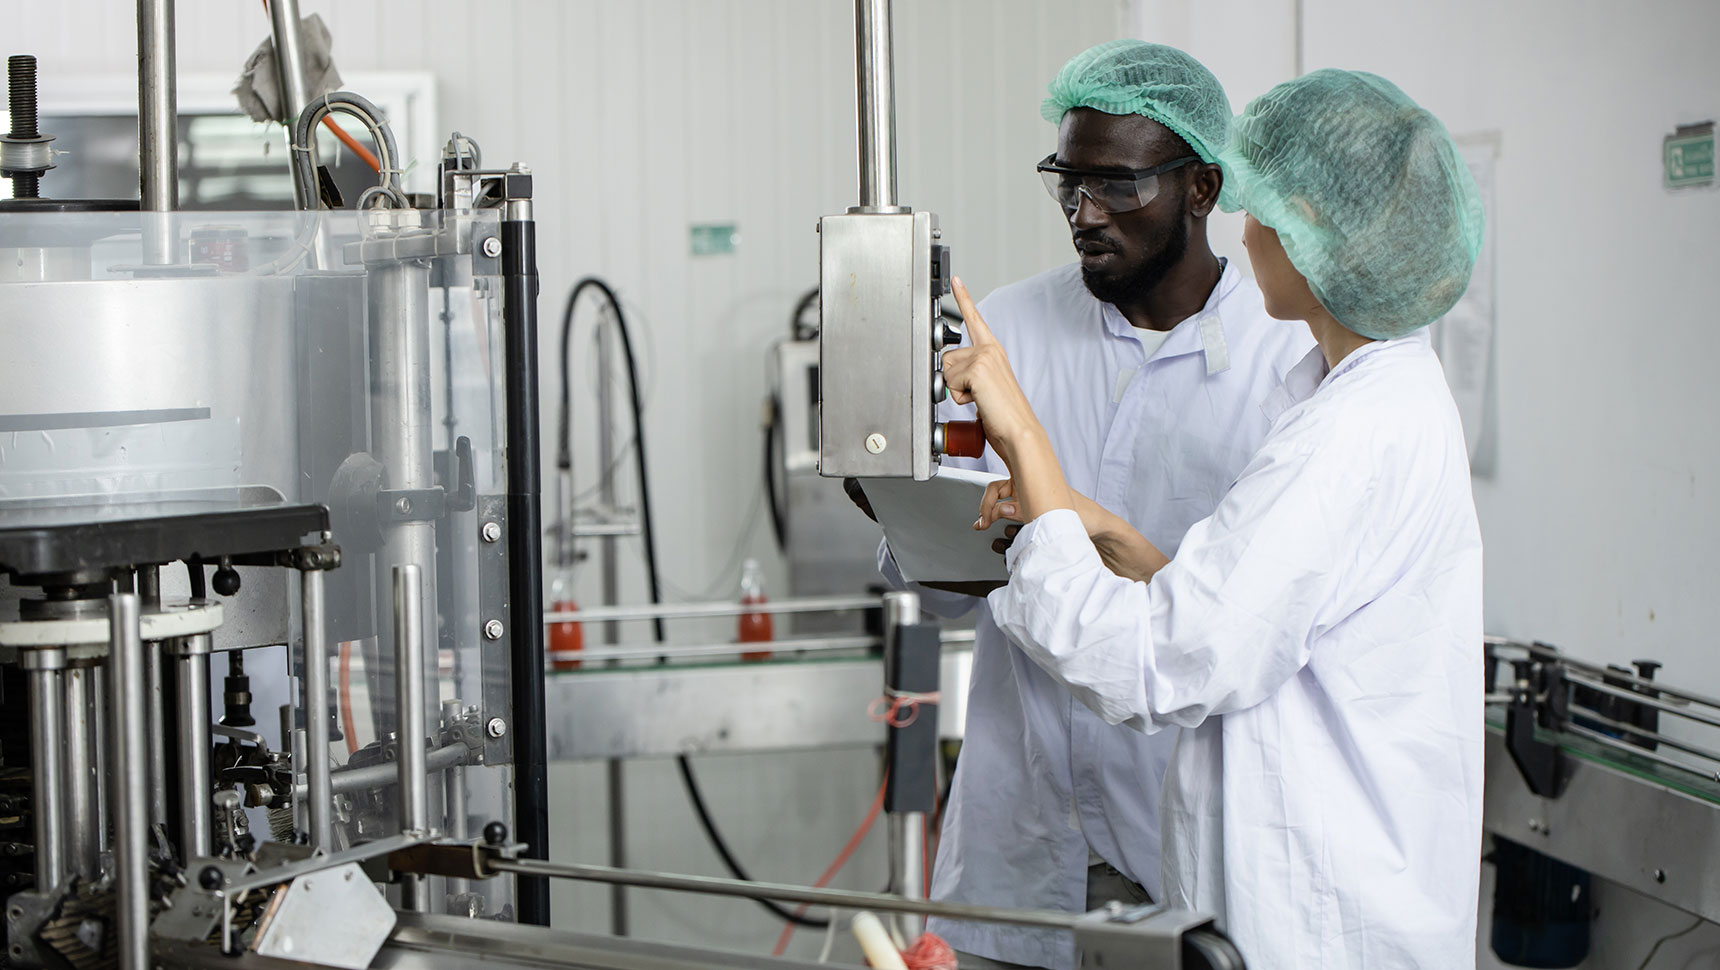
[1187,163,1223,219]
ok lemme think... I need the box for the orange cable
[771,774,889,957]
[337,640,359,756]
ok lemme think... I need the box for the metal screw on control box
[486,717,508,739]
[484,620,504,640]
[865,433,887,454]
[481,236,503,258]
[481,521,502,543]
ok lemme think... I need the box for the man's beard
[1079,210,1190,308]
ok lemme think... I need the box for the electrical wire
[772,774,889,957]
[337,640,358,756]
[1637,917,1706,970]
[678,756,829,929]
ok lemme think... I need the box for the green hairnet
[1042,40,1233,164]
[1218,69,1484,340]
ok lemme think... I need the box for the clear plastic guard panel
[0,208,516,917]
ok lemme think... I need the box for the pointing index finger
[951,277,999,347]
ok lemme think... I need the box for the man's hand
[842,477,877,523]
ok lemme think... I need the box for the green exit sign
[1664,123,1715,188]
[690,223,739,256]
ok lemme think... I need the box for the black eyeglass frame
[1035,153,1204,213]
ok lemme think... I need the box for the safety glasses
[1036,153,1201,215]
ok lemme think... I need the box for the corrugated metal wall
[11,0,1125,958]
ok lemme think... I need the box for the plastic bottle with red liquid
[737,558,773,662]
[547,570,584,671]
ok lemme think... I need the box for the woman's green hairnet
[1217,69,1484,340]
[1042,40,1233,164]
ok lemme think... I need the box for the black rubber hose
[562,279,820,926]
[764,395,788,552]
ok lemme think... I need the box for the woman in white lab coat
[939,70,1487,970]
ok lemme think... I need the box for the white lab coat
[990,334,1484,970]
[880,261,1312,969]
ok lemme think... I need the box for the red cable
[337,640,359,756]
[259,0,382,173]
[771,774,889,957]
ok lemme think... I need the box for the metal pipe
[853,0,898,209]
[302,568,334,850]
[1565,723,1720,784]
[547,628,976,666]
[90,664,110,856]
[1568,706,1720,768]
[485,858,1076,931]
[24,648,67,892]
[136,0,177,263]
[543,594,883,625]
[63,665,100,879]
[881,589,924,936]
[596,305,627,936]
[266,0,310,127]
[394,564,430,912]
[501,193,552,926]
[172,635,214,859]
[109,593,151,970]
[1489,637,1720,711]
[321,739,468,796]
[1563,673,1720,733]
[145,640,168,829]
[442,701,470,898]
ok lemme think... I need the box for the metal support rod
[853,0,898,209]
[1570,705,1720,767]
[136,0,177,263]
[24,649,67,892]
[266,0,310,128]
[302,568,334,850]
[543,594,883,625]
[172,635,214,860]
[64,665,101,878]
[1490,637,1720,711]
[109,593,151,970]
[881,590,925,937]
[486,858,1077,931]
[1563,673,1720,733]
[91,665,109,855]
[596,302,628,936]
[1565,722,1720,783]
[316,739,468,796]
[501,196,552,926]
[394,564,431,912]
[443,700,470,898]
[145,638,169,829]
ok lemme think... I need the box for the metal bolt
[1654,869,1667,883]
[481,521,502,543]
[484,619,504,640]
[481,236,502,258]
[395,496,412,515]
[931,228,942,239]
[865,433,887,454]
[486,717,507,739]
[7,56,41,198]
[1526,818,1541,832]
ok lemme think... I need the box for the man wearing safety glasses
[859,41,1314,970]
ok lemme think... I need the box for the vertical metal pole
[596,303,629,937]
[171,635,214,860]
[302,568,334,850]
[442,699,470,899]
[63,665,100,879]
[145,639,169,830]
[91,664,109,856]
[501,192,552,926]
[853,0,897,210]
[24,648,67,892]
[267,0,316,212]
[369,254,438,739]
[136,0,177,263]
[881,590,925,937]
[393,564,430,912]
[109,593,151,970]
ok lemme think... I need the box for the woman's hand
[941,279,1045,464]
[977,479,1169,582]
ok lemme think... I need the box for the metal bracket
[1074,903,1225,970]
[378,435,476,523]
[1504,658,1569,798]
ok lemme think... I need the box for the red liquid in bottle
[737,558,773,662]
[549,598,584,671]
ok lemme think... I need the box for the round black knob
[1633,660,1662,681]
[212,564,242,597]
[483,821,508,846]
[198,865,224,891]
[940,323,962,348]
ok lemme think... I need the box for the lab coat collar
[1099,259,1240,376]
[1259,327,1434,422]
